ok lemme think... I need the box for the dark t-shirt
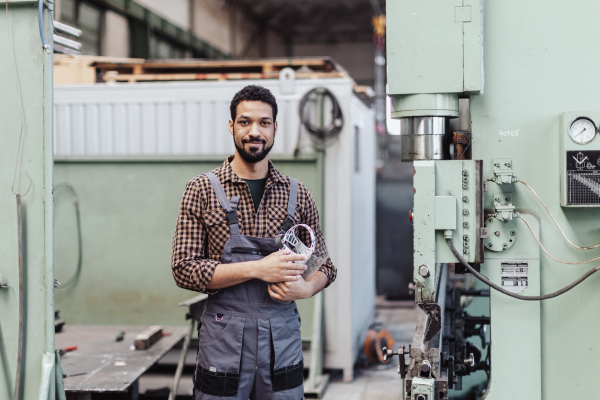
[244,178,268,212]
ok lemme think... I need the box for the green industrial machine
[0,1,58,400]
[386,1,600,399]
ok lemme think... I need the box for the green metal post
[0,1,54,399]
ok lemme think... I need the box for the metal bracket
[493,192,518,221]
[491,158,518,185]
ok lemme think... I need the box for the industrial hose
[54,183,82,289]
[295,87,344,154]
[446,239,600,301]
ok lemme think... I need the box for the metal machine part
[400,117,450,161]
[388,1,600,399]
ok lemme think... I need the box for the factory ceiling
[229,0,386,45]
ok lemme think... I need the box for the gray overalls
[194,172,304,400]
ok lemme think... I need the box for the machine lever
[382,345,408,378]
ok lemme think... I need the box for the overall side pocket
[196,316,244,397]
[269,314,304,392]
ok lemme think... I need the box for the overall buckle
[225,210,238,225]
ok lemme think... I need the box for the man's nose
[249,122,260,136]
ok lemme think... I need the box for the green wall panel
[54,157,321,339]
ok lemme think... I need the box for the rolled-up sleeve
[299,184,337,288]
[171,179,219,294]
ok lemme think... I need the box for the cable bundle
[297,87,344,146]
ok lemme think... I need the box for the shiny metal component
[400,117,449,161]
[418,265,430,278]
[463,353,475,367]
[420,360,431,375]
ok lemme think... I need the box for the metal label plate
[501,261,528,293]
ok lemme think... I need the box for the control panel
[560,112,600,207]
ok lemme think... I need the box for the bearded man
[171,85,336,400]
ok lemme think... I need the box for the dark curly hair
[230,85,278,122]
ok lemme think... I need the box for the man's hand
[268,271,329,302]
[268,277,313,302]
[253,249,307,283]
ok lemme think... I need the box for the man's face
[229,100,277,163]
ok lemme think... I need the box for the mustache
[242,138,267,144]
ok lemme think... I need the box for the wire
[446,239,600,301]
[520,180,600,250]
[298,87,344,145]
[54,183,83,289]
[518,216,600,264]
[5,1,31,198]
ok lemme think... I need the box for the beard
[233,130,274,163]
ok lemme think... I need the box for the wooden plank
[134,326,163,350]
[55,325,187,392]
[102,71,347,83]
[93,57,337,72]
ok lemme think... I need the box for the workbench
[55,325,188,398]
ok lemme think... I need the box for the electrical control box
[560,112,600,207]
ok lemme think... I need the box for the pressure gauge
[569,117,597,144]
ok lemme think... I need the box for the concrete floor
[322,304,420,400]
[138,302,421,400]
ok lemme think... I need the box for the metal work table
[55,325,188,396]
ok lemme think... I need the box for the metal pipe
[169,319,194,400]
[14,196,23,400]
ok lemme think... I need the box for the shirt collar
[219,156,286,185]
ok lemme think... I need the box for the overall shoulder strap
[204,172,240,235]
[280,178,299,235]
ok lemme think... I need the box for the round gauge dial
[569,117,597,144]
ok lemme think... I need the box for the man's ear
[273,121,278,138]
[228,119,234,136]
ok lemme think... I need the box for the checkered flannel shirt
[171,156,337,294]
